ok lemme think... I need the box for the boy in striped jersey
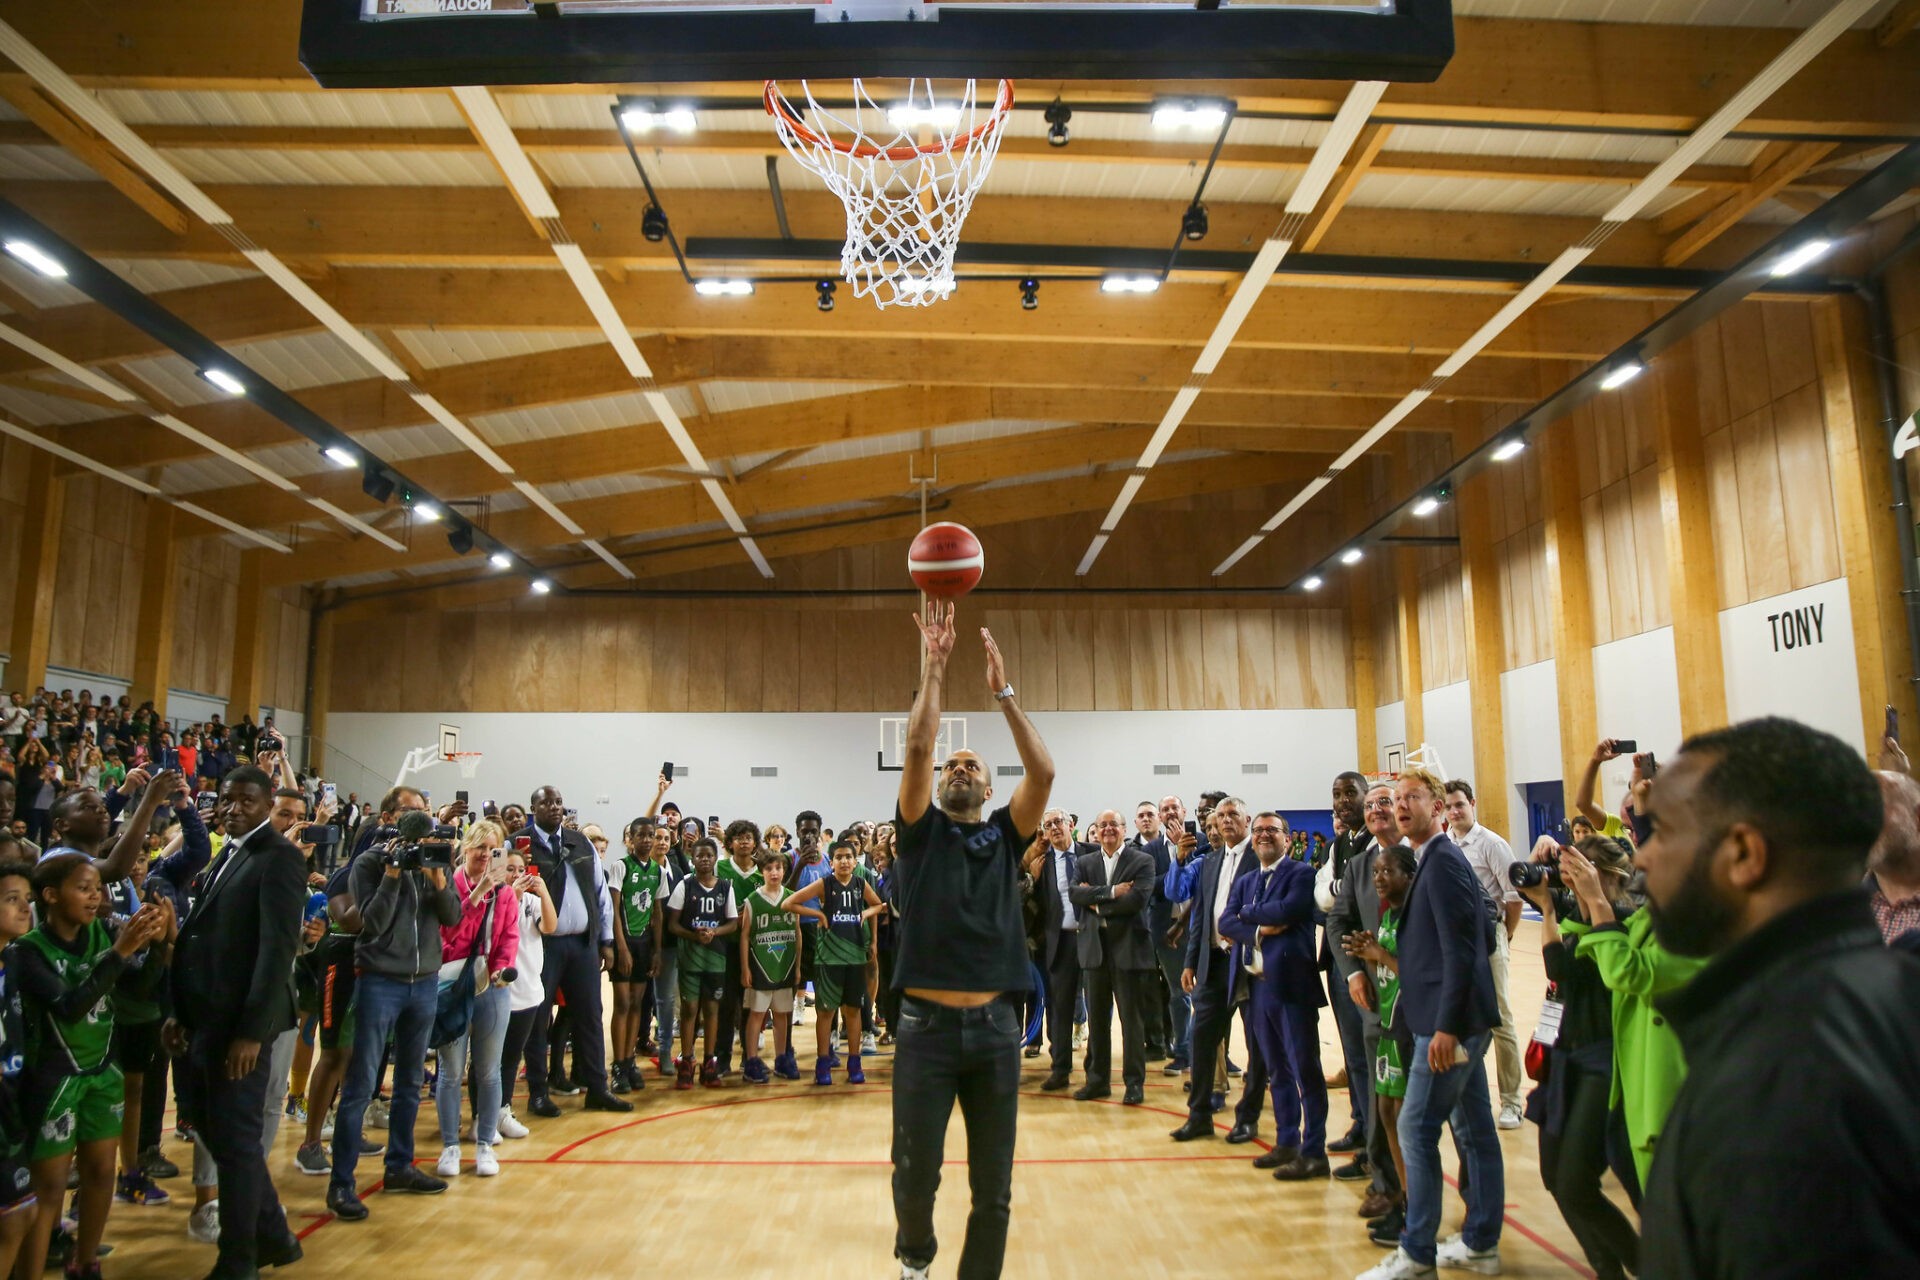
[738,853,825,1084]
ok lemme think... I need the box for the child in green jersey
[667,839,739,1089]
[610,818,667,1093]
[739,853,824,1085]
[784,840,885,1085]
[0,859,40,1275]
[1342,844,1418,1217]
[11,852,167,1280]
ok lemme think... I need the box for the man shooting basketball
[890,600,1054,1280]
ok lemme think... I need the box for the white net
[452,753,483,779]
[765,78,1014,309]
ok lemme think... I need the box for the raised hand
[912,599,957,668]
[983,626,1008,695]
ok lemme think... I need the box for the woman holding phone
[434,820,519,1179]
[496,843,554,1137]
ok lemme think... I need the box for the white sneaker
[435,1144,462,1178]
[1073,1026,1086,1051]
[496,1107,529,1140]
[367,1098,390,1129]
[1496,1102,1522,1130]
[1357,1247,1436,1280]
[321,1107,336,1141]
[474,1143,499,1178]
[861,1031,878,1054]
[188,1200,220,1244]
[900,1264,931,1280]
[1436,1235,1501,1274]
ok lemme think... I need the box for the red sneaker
[675,1056,696,1091]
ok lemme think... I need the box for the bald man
[1069,810,1159,1104]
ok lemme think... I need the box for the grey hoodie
[349,847,463,981]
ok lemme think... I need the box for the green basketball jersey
[16,920,118,1074]
[746,886,800,988]
[715,855,763,902]
[615,855,666,937]
[1375,908,1403,1033]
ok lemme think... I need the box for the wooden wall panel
[759,612,799,712]
[652,610,693,712]
[1091,611,1130,711]
[1127,611,1170,711]
[1237,610,1277,708]
[1771,383,1842,588]
[1730,406,1792,600]
[831,611,873,713]
[688,610,731,711]
[1306,609,1350,708]
[1200,615,1241,710]
[1056,611,1096,709]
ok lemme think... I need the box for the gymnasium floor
[104,923,1619,1279]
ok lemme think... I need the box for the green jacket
[1562,911,1705,1186]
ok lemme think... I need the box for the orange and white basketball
[908,522,985,599]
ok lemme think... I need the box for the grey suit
[1070,846,1157,1090]
[1327,836,1405,1198]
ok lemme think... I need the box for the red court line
[496,1153,1259,1167]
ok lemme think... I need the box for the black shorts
[0,1147,30,1218]
[814,962,867,1011]
[113,1019,162,1074]
[319,958,357,1050]
[616,933,656,985]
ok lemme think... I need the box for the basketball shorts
[814,962,866,1011]
[746,986,795,1014]
[319,958,358,1051]
[113,1019,162,1075]
[616,933,656,985]
[1374,1024,1413,1101]
[29,1066,125,1163]
[679,966,726,1005]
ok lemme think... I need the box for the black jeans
[187,1028,288,1263]
[498,1006,539,1108]
[1185,957,1266,1126]
[1042,940,1080,1078]
[892,995,1022,1280]
[1540,1061,1639,1280]
[526,932,609,1098]
[139,1052,169,1150]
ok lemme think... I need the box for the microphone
[498,967,517,985]
[394,809,435,842]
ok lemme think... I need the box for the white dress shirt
[1212,837,1251,951]
[534,824,614,943]
[1453,822,1520,904]
[208,816,276,893]
[1100,848,1121,887]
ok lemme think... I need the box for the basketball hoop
[447,751,484,780]
[765,77,1014,309]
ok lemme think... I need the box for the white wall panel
[1718,577,1864,756]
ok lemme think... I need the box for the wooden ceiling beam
[1300,123,1395,254]
[1662,140,1837,266]
[0,82,191,235]
[1876,0,1920,46]
[7,8,1915,137]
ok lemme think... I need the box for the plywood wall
[44,473,148,680]
[326,601,1351,715]
[265,588,312,712]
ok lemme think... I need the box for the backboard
[302,0,1453,88]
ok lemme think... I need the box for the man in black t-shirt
[890,600,1054,1280]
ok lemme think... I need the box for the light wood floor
[102,922,1624,1278]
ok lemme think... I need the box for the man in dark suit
[523,785,634,1116]
[166,765,307,1280]
[1223,812,1329,1179]
[1329,781,1409,1229]
[1127,800,1176,1062]
[1363,768,1503,1280]
[1169,797,1269,1143]
[1069,810,1158,1104]
[1023,807,1090,1091]
[1321,771,1374,1154]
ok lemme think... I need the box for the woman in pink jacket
[433,819,519,1178]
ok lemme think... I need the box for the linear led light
[1769,238,1832,278]
[1301,575,1324,592]
[1100,276,1160,295]
[1075,534,1110,577]
[1600,361,1645,391]
[1491,438,1527,462]
[198,367,246,397]
[323,445,359,468]
[888,105,961,130]
[1411,495,1441,517]
[1339,548,1364,566]
[489,552,513,570]
[3,239,66,279]
[621,106,696,134]
[530,578,553,595]
[694,279,754,297]
[412,500,441,522]
[1152,101,1228,130]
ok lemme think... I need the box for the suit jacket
[1034,840,1094,969]
[525,823,607,943]
[1069,846,1158,971]
[1221,856,1326,1008]
[1130,834,1177,940]
[1317,829,1367,971]
[172,824,307,1045]
[1181,840,1263,988]
[1397,833,1500,1040]
[1327,836,1400,1029]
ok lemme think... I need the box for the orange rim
[764,79,1015,163]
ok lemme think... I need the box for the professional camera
[1509,860,1565,890]
[379,812,457,871]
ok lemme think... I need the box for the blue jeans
[437,982,510,1146]
[654,946,679,1059]
[1155,941,1191,1063]
[1399,1031,1504,1265]
[330,973,436,1192]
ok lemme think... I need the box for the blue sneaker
[742,1057,770,1085]
[828,1049,843,1069]
[772,1051,800,1081]
[814,1055,834,1087]
[846,1054,865,1085]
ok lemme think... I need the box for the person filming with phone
[432,820,519,1180]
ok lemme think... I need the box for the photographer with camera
[1510,836,1643,1280]
[324,807,462,1222]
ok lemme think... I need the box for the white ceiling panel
[0,384,117,425]
[0,144,100,181]
[1382,125,1764,171]
[542,472,680,503]
[471,388,663,446]
[96,89,466,129]
[101,258,259,294]
[697,379,893,414]
[160,147,502,187]
[1349,172,1641,219]
[391,328,605,370]
[1452,0,1883,26]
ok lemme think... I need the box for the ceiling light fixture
[1491,437,1527,462]
[1411,495,1441,517]
[898,275,957,299]
[1181,203,1209,242]
[1044,98,1072,147]
[1151,100,1229,130]
[641,204,669,243]
[530,577,552,595]
[198,367,246,397]
[1339,548,1364,566]
[694,279,754,297]
[1301,575,1324,592]
[1600,360,1645,391]
[1019,278,1039,311]
[887,104,962,130]
[1100,276,1160,295]
[816,279,836,313]
[1769,238,1832,277]
[621,105,695,134]
[413,500,442,522]
[489,552,513,570]
[323,445,358,468]
[3,239,66,279]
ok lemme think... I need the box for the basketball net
[766,78,1014,309]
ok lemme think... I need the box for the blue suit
[1222,858,1329,1156]
[1396,834,1499,1040]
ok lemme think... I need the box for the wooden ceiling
[0,0,1915,606]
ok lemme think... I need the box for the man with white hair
[1069,810,1158,1105]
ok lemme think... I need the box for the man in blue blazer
[1222,812,1330,1180]
[1357,769,1504,1280]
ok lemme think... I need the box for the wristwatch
[994,683,1016,701]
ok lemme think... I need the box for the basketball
[908,522,985,599]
